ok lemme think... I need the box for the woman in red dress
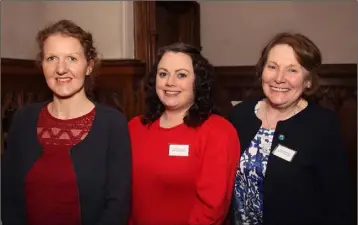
[129,42,240,225]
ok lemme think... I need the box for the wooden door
[156,2,200,50]
[134,1,200,72]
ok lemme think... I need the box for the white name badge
[169,144,189,157]
[272,144,297,162]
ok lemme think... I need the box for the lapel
[18,103,45,179]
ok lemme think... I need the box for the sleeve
[1,108,25,225]
[188,123,240,225]
[316,113,355,225]
[96,112,132,225]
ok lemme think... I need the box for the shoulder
[128,115,142,127]
[201,114,237,137]
[94,103,128,129]
[303,102,339,126]
[95,103,126,121]
[13,102,46,121]
[17,102,46,114]
[7,102,46,137]
[128,115,148,134]
[228,99,259,125]
[229,99,258,118]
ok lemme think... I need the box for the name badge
[272,144,297,162]
[169,144,189,157]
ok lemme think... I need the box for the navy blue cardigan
[2,102,132,225]
[227,99,354,225]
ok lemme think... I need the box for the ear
[305,81,312,89]
[86,60,95,76]
[303,73,312,89]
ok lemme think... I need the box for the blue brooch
[278,134,285,141]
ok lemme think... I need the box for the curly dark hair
[141,42,217,128]
[36,19,100,96]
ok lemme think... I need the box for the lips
[271,86,289,92]
[164,90,180,96]
[56,77,72,84]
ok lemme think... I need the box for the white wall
[43,1,134,59]
[200,2,357,65]
[1,1,134,59]
[1,1,44,59]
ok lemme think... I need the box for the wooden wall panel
[1,58,146,122]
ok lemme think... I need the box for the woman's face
[155,51,195,112]
[42,34,92,99]
[262,44,311,108]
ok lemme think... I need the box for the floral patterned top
[233,102,275,225]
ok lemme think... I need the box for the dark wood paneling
[213,64,357,109]
[1,58,146,121]
[133,1,201,72]
[133,1,157,72]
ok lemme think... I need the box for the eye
[46,56,56,61]
[266,64,276,69]
[68,56,77,61]
[288,68,298,73]
[158,72,167,77]
[177,73,187,78]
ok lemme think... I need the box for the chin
[51,87,85,99]
[163,103,180,110]
[53,92,77,99]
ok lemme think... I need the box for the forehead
[43,34,84,53]
[267,44,300,66]
[158,52,193,70]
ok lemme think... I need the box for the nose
[55,59,68,75]
[165,74,176,86]
[274,68,286,83]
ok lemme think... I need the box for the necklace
[264,99,302,130]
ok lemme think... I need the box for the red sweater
[24,106,95,225]
[129,115,240,225]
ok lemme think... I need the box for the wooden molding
[133,1,157,73]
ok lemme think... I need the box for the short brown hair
[36,19,100,95]
[256,32,322,96]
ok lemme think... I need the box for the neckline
[254,98,312,126]
[44,102,96,122]
[32,102,101,155]
[153,118,186,131]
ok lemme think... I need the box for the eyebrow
[267,61,300,67]
[43,52,82,56]
[158,67,190,73]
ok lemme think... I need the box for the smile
[164,91,180,96]
[56,77,72,83]
[271,86,289,92]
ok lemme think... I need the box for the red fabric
[129,115,240,225]
[25,105,95,225]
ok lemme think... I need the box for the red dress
[129,115,240,225]
[24,105,95,225]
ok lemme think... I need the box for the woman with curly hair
[129,42,240,225]
[2,20,131,225]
